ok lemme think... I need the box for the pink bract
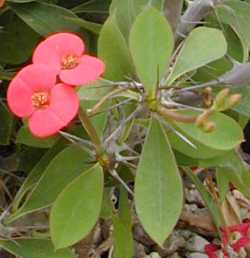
[32,32,105,86]
[7,64,79,138]
[205,223,250,257]
[204,244,219,258]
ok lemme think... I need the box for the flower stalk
[78,107,103,158]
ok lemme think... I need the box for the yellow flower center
[32,92,49,108]
[61,55,79,70]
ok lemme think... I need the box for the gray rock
[145,252,162,258]
[186,235,209,252]
[188,252,208,258]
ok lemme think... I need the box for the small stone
[186,235,209,252]
[188,252,208,258]
[144,252,162,258]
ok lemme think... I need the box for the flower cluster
[205,222,250,258]
[7,33,105,137]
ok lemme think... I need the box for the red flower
[32,32,105,86]
[7,64,79,137]
[231,236,250,252]
[205,223,250,257]
[221,223,250,252]
[204,244,219,258]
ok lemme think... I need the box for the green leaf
[17,147,47,173]
[112,188,134,258]
[135,119,183,246]
[192,57,232,83]
[100,188,113,219]
[0,239,75,258]
[199,151,250,198]
[111,0,165,38]
[51,164,103,249]
[217,0,250,50]
[8,144,91,222]
[173,111,243,151]
[167,27,227,85]
[233,86,250,117]
[129,7,174,96]
[184,168,223,229]
[224,24,248,63]
[77,79,113,101]
[16,126,58,148]
[65,17,102,34]
[80,100,108,137]
[216,168,230,202]
[11,139,66,212]
[168,128,226,159]
[72,0,111,14]
[0,102,14,145]
[10,2,80,36]
[0,16,39,65]
[98,14,134,81]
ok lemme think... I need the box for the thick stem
[176,0,225,39]
[179,62,250,92]
[217,62,250,87]
[164,0,183,35]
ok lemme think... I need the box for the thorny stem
[109,169,134,196]
[176,0,225,39]
[104,106,143,146]
[158,115,197,149]
[177,80,219,92]
[164,0,183,35]
[59,131,94,156]
[79,108,134,196]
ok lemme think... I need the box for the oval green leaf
[112,188,134,258]
[98,14,134,81]
[129,7,174,96]
[135,119,183,246]
[167,27,227,85]
[10,2,79,36]
[51,164,103,249]
[0,239,75,258]
[173,111,243,151]
[16,126,58,148]
[168,128,226,160]
[110,0,165,38]
[8,144,91,222]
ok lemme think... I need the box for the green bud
[213,88,230,111]
[228,94,242,108]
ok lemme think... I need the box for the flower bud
[195,110,212,127]
[228,94,242,108]
[213,88,230,111]
[202,87,213,107]
[203,121,216,133]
